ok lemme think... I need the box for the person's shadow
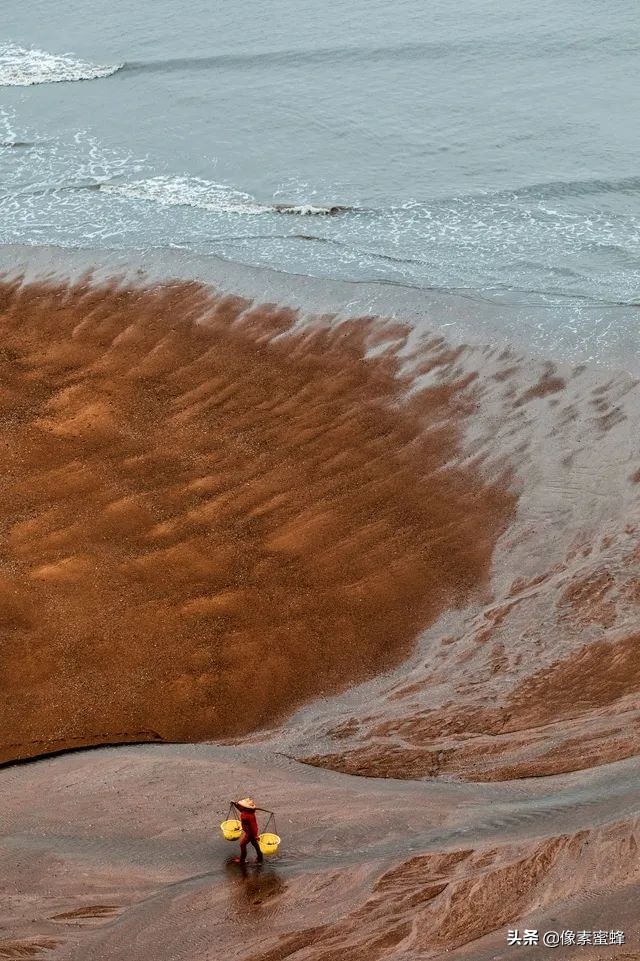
[224,858,287,913]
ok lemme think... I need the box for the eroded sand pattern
[3,745,640,961]
[3,269,640,959]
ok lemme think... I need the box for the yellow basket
[220,818,242,841]
[258,832,281,856]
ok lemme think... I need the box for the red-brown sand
[0,275,513,764]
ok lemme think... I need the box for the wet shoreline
[2,742,640,960]
[1,242,640,371]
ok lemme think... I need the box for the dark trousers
[240,833,263,863]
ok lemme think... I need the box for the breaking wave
[100,176,353,216]
[0,43,123,86]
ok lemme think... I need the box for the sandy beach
[2,265,640,959]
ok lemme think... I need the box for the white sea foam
[0,43,123,86]
[101,176,265,214]
[101,176,348,215]
[0,107,18,146]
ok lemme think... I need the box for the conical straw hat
[237,797,256,810]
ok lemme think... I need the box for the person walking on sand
[232,797,263,864]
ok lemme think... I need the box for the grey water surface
[2,0,639,360]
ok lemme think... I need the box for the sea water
[2,0,639,362]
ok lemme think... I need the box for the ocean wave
[120,34,636,78]
[121,42,449,76]
[100,176,353,216]
[0,43,123,86]
[100,172,640,218]
[450,175,640,207]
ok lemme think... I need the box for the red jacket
[240,810,259,839]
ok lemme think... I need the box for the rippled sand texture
[0,276,513,763]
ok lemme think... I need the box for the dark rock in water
[271,202,351,215]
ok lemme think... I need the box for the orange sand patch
[0,276,513,763]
